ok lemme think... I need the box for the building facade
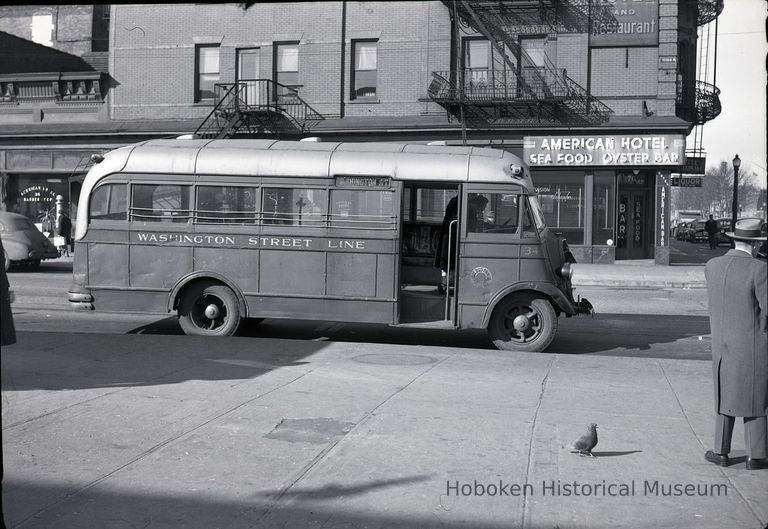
[0,1,723,263]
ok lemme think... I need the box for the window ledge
[349,98,380,104]
[193,101,216,107]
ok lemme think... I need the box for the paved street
[6,258,713,360]
[669,237,730,265]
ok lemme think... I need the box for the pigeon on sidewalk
[569,423,598,457]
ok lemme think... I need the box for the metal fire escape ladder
[194,79,325,139]
[459,0,612,125]
[683,0,723,165]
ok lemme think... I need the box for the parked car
[679,219,707,242]
[713,218,733,246]
[674,221,693,241]
[0,211,60,270]
[691,225,708,243]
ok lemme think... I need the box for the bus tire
[488,294,557,353]
[178,282,241,336]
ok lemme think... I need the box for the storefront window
[534,174,585,244]
[592,172,616,245]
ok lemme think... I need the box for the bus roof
[90,138,532,186]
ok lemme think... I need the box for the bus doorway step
[391,320,457,330]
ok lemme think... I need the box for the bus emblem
[470,266,492,288]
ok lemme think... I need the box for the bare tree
[673,159,760,218]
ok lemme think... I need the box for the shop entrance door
[616,190,649,260]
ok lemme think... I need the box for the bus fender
[167,272,249,317]
[481,282,576,327]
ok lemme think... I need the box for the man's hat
[726,218,767,241]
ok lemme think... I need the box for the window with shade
[195,45,220,102]
[274,42,299,102]
[463,39,490,94]
[352,40,378,99]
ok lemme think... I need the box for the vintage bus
[68,139,592,352]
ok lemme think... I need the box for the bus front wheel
[488,294,557,353]
[178,282,241,336]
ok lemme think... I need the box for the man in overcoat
[704,218,768,470]
[704,214,719,249]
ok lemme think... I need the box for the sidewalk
[573,260,707,289]
[2,332,766,529]
[31,255,708,291]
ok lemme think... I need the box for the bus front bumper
[572,296,594,316]
[68,286,94,310]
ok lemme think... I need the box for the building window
[592,172,616,246]
[463,39,490,94]
[31,13,54,47]
[518,36,546,92]
[274,42,299,102]
[196,45,220,103]
[351,40,377,99]
[535,174,585,245]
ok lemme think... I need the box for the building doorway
[236,48,260,106]
[616,188,650,259]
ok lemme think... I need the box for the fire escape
[427,0,615,128]
[194,79,325,139]
[678,0,723,168]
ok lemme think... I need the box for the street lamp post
[731,154,741,232]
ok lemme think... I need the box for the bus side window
[261,187,327,226]
[90,184,127,221]
[467,193,519,234]
[196,186,257,224]
[131,184,191,223]
[330,189,395,229]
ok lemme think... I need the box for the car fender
[2,238,30,261]
[167,272,248,316]
[481,281,576,327]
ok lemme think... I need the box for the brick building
[0,1,722,263]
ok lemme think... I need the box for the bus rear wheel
[178,282,241,336]
[488,294,557,352]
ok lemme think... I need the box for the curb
[573,280,707,289]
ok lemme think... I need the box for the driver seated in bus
[467,193,490,233]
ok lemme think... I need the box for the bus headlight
[559,262,574,280]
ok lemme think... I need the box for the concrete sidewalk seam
[658,360,765,528]
[7,368,315,529]
[521,356,555,529]
[255,352,453,525]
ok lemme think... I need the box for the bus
[68,139,593,352]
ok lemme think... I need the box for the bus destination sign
[335,175,391,188]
